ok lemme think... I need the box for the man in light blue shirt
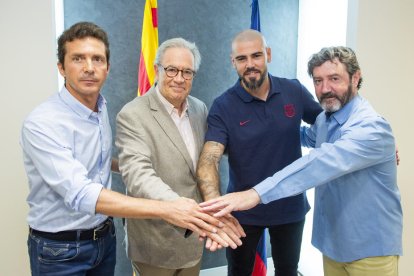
[21,22,237,276]
[201,46,402,276]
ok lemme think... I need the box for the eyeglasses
[159,65,196,80]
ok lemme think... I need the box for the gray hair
[307,46,363,89]
[154,37,201,72]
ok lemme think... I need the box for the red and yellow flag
[138,0,158,96]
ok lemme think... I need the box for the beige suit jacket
[115,87,207,268]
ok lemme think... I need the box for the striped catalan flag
[250,2,267,275]
[138,0,158,96]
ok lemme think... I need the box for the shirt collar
[330,94,362,125]
[59,86,106,119]
[234,73,280,102]
[155,85,189,116]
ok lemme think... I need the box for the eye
[93,56,103,62]
[166,67,178,74]
[252,53,263,59]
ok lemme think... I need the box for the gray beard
[319,84,353,113]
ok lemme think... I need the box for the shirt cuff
[78,183,104,215]
[253,174,283,204]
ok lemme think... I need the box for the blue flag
[250,0,261,31]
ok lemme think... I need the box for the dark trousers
[227,219,305,276]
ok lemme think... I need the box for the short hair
[154,38,201,72]
[231,29,268,54]
[307,46,363,89]
[57,22,110,67]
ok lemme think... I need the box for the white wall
[0,0,57,275]
[348,1,414,275]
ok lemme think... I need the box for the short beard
[240,68,267,90]
[319,84,353,113]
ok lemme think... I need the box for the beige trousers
[132,260,201,276]
[323,255,399,276]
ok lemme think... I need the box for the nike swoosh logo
[239,120,251,126]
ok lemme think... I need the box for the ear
[352,70,361,88]
[154,64,160,83]
[154,64,160,78]
[266,47,272,63]
[57,62,65,77]
[230,54,236,69]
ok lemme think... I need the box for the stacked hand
[200,189,261,218]
[196,189,261,251]
[202,213,245,251]
[161,197,245,250]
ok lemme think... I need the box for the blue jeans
[227,219,305,276]
[28,224,116,276]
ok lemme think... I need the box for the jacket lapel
[188,98,203,160]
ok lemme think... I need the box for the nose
[321,80,331,94]
[246,57,255,68]
[173,71,185,82]
[83,59,94,73]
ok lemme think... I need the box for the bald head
[232,29,268,54]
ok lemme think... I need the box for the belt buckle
[93,228,98,240]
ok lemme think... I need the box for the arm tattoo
[196,141,225,200]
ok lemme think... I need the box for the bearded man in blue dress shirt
[201,46,403,276]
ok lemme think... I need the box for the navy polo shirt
[206,74,322,225]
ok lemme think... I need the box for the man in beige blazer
[116,38,243,276]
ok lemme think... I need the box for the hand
[200,189,261,217]
[204,214,246,252]
[161,197,223,238]
[162,198,245,250]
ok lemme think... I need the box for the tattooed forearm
[196,141,225,200]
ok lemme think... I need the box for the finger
[199,198,220,207]
[201,201,229,212]
[205,237,212,249]
[189,216,218,234]
[209,241,218,252]
[193,212,223,229]
[206,232,229,248]
[185,222,206,238]
[216,230,238,249]
[225,215,246,237]
[219,225,243,247]
[219,216,242,238]
[212,206,234,217]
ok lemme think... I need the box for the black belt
[29,218,113,241]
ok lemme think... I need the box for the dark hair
[308,46,363,89]
[57,22,110,68]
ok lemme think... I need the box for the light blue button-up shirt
[254,95,402,262]
[21,87,112,232]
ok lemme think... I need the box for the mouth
[80,79,99,85]
[244,70,260,77]
[171,86,186,93]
